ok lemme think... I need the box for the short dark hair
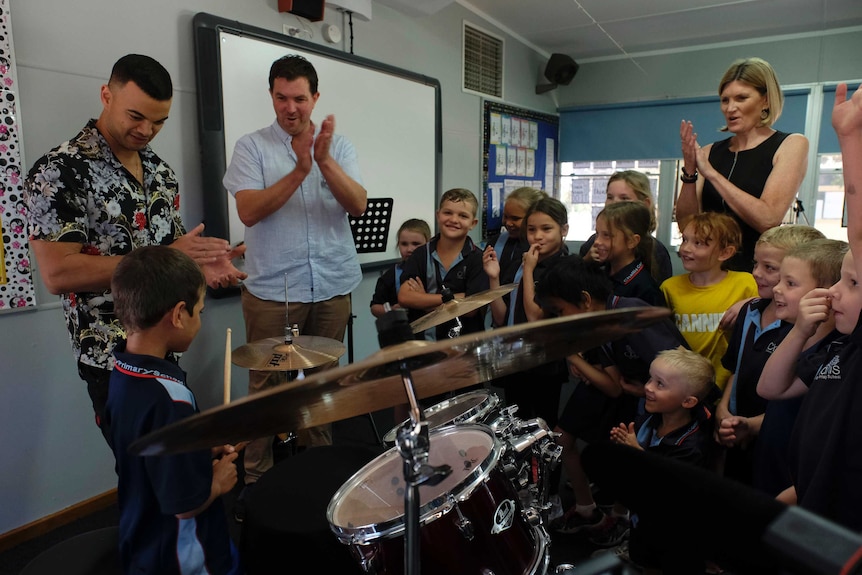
[534,255,612,313]
[112,246,205,333]
[526,197,568,227]
[439,188,479,216]
[109,54,173,101]
[269,54,319,93]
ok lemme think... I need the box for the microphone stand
[794,198,811,225]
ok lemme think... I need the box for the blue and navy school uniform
[487,229,528,327]
[104,343,240,575]
[753,330,840,497]
[627,406,713,573]
[507,247,568,326]
[720,298,790,485]
[556,295,690,441]
[370,262,404,311]
[399,234,489,341]
[635,406,713,467]
[601,295,688,388]
[607,258,666,307]
[580,233,674,285]
[722,298,789,418]
[788,313,862,532]
[497,248,568,428]
[489,229,529,283]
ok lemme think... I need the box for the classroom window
[812,154,847,240]
[664,155,847,245]
[560,159,664,242]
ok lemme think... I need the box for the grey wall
[0,0,554,535]
[556,29,862,106]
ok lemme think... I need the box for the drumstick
[223,328,231,405]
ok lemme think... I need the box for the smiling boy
[398,188,489,341]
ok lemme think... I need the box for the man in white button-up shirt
[223,55,367,505]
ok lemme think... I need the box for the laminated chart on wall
[0,0,35,310]
[482,101,559,240]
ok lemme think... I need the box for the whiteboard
[193,13,440,268]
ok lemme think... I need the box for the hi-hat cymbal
[410,283,517,334]
[131,306,671,456]
[232,335,346,371]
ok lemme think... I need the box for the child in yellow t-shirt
[660,212,758,392]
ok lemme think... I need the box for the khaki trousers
[240,287,351,484]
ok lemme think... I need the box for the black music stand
[347,198,394,446]
[349,197,394,254]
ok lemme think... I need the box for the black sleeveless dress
[701,131,790,272]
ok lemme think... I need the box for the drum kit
[130,286,671,575]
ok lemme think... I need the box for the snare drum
[381,390,500,445]
[327,424,549,575]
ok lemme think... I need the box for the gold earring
[760,109,769,121]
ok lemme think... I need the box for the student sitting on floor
[609,347,715,574]
[534,256,690,545]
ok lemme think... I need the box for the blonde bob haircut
[718,57,784,131]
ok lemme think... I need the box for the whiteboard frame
[192,12,441,273]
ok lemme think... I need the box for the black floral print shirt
[25,120,185,372]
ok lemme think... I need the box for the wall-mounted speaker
[278,0,325,22]
[536,53,579,94]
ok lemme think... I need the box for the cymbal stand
[276,274,301,445]
[394,361,451,575]
[447,316,463,339]
[274,320,302,446]
[376,309,452,575]
[439,285,463,339]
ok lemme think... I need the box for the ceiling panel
[455,0,862,59]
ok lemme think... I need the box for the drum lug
[452,500,475,541]
[349,544,380,574]
[522,505,543,527]
[542,441,563,467]
[502,451,530,489]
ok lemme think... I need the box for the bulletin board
[482,101,559,239]
[0,0,34,311]
[193,12,440,270]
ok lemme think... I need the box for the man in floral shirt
[24,54,245,447]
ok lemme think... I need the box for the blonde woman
[678,57,809,272]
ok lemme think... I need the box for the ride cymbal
[131,306,670,456]
[409,283,517,333]
[231,335,346,371]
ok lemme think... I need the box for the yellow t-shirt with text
[660,271,759,392]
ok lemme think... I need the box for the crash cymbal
[410,283,517,333]
[131,306,671,456]
[232,335,346,371]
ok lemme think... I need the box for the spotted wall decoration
[0,0,34,310]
